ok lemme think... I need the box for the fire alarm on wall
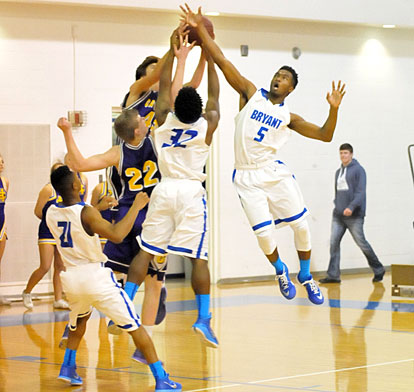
[68,110,87,127]
[240,45,249,57]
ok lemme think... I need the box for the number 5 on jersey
[254,126,269,143]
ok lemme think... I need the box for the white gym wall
[0,1,413,289]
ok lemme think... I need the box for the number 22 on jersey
[125,160,159,191]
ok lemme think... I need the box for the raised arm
[81,192,149,243]
[181,4,256,109]
[155,29,180,127]
[289,81,346,142]
[204,50,220,146]
[57,117,120,172]
[125,50,169,107]
[170,27,196,104]
[185,48,206,89]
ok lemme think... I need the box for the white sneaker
[54,299,70,309]
[22,291,33,309]
[0,296,11,306]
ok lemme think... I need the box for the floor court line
[185,358,414,392]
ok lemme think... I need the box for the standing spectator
[319,143,385,284]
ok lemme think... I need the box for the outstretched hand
[180,3,203,28]
[326,81,346,109]
[173,26,196,60]
[57,117,72,133]
[96,195,118,212]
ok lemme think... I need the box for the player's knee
[256,229,277,255]
[291,219,311,251]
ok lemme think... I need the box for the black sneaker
[373,270,385,282]
[319,277,341,284]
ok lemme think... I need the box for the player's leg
[321,214,347,282]
[130,184,173,302]
[346,217,385,281]
[0,237,5,262]
[169,182,218,347]
[189,256,219,348]
[132,272,163,364]
[128,326,181,391]
[52,248,69,309]
[233,166,296,299]
[270,164,323,305]
[124,249,154,300]
[22,242,54,309]
[290,219,323,305]
[58,313,91,386]
[0,236,10,306]
[97,265,181,391]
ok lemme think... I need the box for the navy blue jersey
[38,188,62,240]
[108,89,159,200]
[118,136,160,206]
[122,89,159,132]
[0,177,6,216]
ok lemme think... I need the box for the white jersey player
[122,30,221,348]
[183,4,346,306]
[46,165,181,391]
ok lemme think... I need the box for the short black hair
[280,65,298,88]
[114,109,139,142]
[174,87,203,124]
[50,165,74,198]
[135,56,159,81]
[339,143,353,153]
[50,162,63,174]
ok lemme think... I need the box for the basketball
[187,16,215,45]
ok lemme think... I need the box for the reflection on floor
[0,273,413,391]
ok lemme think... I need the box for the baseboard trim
[217,266,391,285]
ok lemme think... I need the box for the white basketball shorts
[233,160,309,234]
[137,178,208,260]
[60,263,140,332]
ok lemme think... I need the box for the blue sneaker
[59,324,69,350]
[155,374,182,391]
[107,320,122,335]
[275,265,296,300]
[299,277,324,305]
[131,348,148,365]
[58,364,83,386]
[192,314,219,348]
[155,285,167,325]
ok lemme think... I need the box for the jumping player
[182,4,346,305]
[46,165,181,391]
[123,28,220,348]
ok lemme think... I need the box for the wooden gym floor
[0,273,413,391]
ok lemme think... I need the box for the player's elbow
[107,233,124,244]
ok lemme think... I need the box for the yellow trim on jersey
[98,181,112,202]
[99,237,108,245]
[38,238,57,245]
